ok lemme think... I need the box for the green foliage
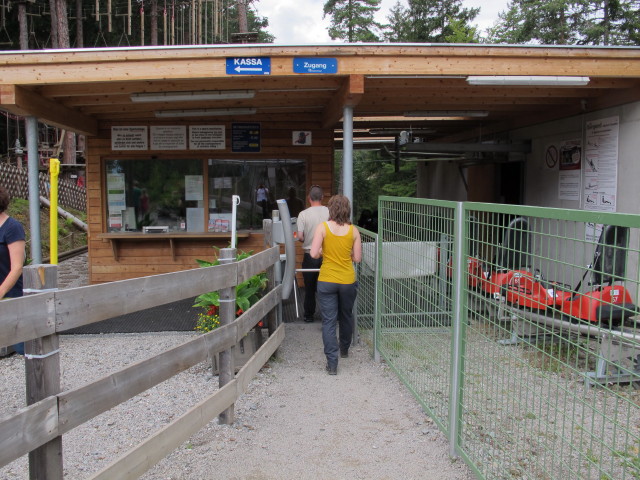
[193,248,268,328]
[323,0,383,42]
[383,0,479,43]
[486,0,640,46]
[7,198,87,262]
[335,150,417,222]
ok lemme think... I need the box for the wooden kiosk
[1,44,640,283]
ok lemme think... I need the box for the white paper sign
[189,125,225,150]
[583,116,619,212]
[185,175,203,201]
[111,126,148,150]
[150,126,187,150]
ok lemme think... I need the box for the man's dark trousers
[302,252,322,321]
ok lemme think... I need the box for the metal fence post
[373,233,381,363]
[448,202,467,458]
[23,264,63,480]
[218,247,237,425]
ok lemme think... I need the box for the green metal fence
[360,197,640,480]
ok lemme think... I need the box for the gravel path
[1,253,475,479]
[1,324,474,479]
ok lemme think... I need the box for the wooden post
[23,264,63,480]
[217,248,236,425]
[263,219,278,338]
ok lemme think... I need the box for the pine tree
[579,0,640,45]
[384,0,479,43]
[486,0,640,45]
[323,0,383,42]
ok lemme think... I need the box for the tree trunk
[18,2,28,49]
[150,0,158,45]
[238,0,248,33]
[75,0,83,47]
[49,0,59,48]
[56,0,70,48]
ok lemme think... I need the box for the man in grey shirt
[296,185,329,322]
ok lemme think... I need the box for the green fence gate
[356,197,640,480]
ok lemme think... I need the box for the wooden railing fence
[0,246,283,479]
[0,162,86,212]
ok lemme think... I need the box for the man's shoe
[340,349,349,358]
[326,364,337,375]
[304,317,314,323]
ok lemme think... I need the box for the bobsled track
[358,197,640,480]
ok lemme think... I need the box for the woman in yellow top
[310,195,362,375]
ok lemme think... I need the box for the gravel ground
[0,322,475,479]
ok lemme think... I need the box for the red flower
[236,308,244,316]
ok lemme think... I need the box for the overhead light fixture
[404,110,489,118]
[466,76,590,86]
[155,108,256,118]
[132,90,255,102]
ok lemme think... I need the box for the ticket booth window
[207,158,306,231]
[105,158,203,232]
[104,158,306,233]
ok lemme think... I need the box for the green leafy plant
[193,247,268,331]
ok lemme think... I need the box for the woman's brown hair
[327,195,351,225]
[0,186,10,214]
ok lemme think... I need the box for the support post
[448,202,467,458]
[263,219,278,337]
[217,247,236,425]
[23,264,62,480]
[25,116,42,264]
[342,105,354,214]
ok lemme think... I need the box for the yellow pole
[49,158,60,265]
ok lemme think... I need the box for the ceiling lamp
[466,76,590,86]
[404,110,489,118]
[132,90,255,102]
[155,108,256,118]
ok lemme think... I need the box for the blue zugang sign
[226,57,271,75]
[293,57,338,74]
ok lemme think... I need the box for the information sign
[293,57,338,74]
[232,123,261,152]
[226,57,271,75]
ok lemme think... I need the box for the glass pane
[105,158,203,232]
[207,158,306,230]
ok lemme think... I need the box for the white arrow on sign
[235,66,264,73]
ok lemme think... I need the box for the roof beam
[322,75,364,128]
[0,85,98,136]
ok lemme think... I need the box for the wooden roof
[1,44,640,147]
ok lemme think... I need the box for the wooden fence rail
[0,246,283,477]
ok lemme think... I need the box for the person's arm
[351,227,362,263]
[0,240,25,298]
[309,223,325,259]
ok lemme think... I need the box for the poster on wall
[232,123,261,152]
[111,126,148,150]
[292,131,312,145]
[558,139,582,200]
[190,125,225,150]
[184,175,203,201]
[150,126,187,150]
[106,173,126,214]
[583,116,619,212]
